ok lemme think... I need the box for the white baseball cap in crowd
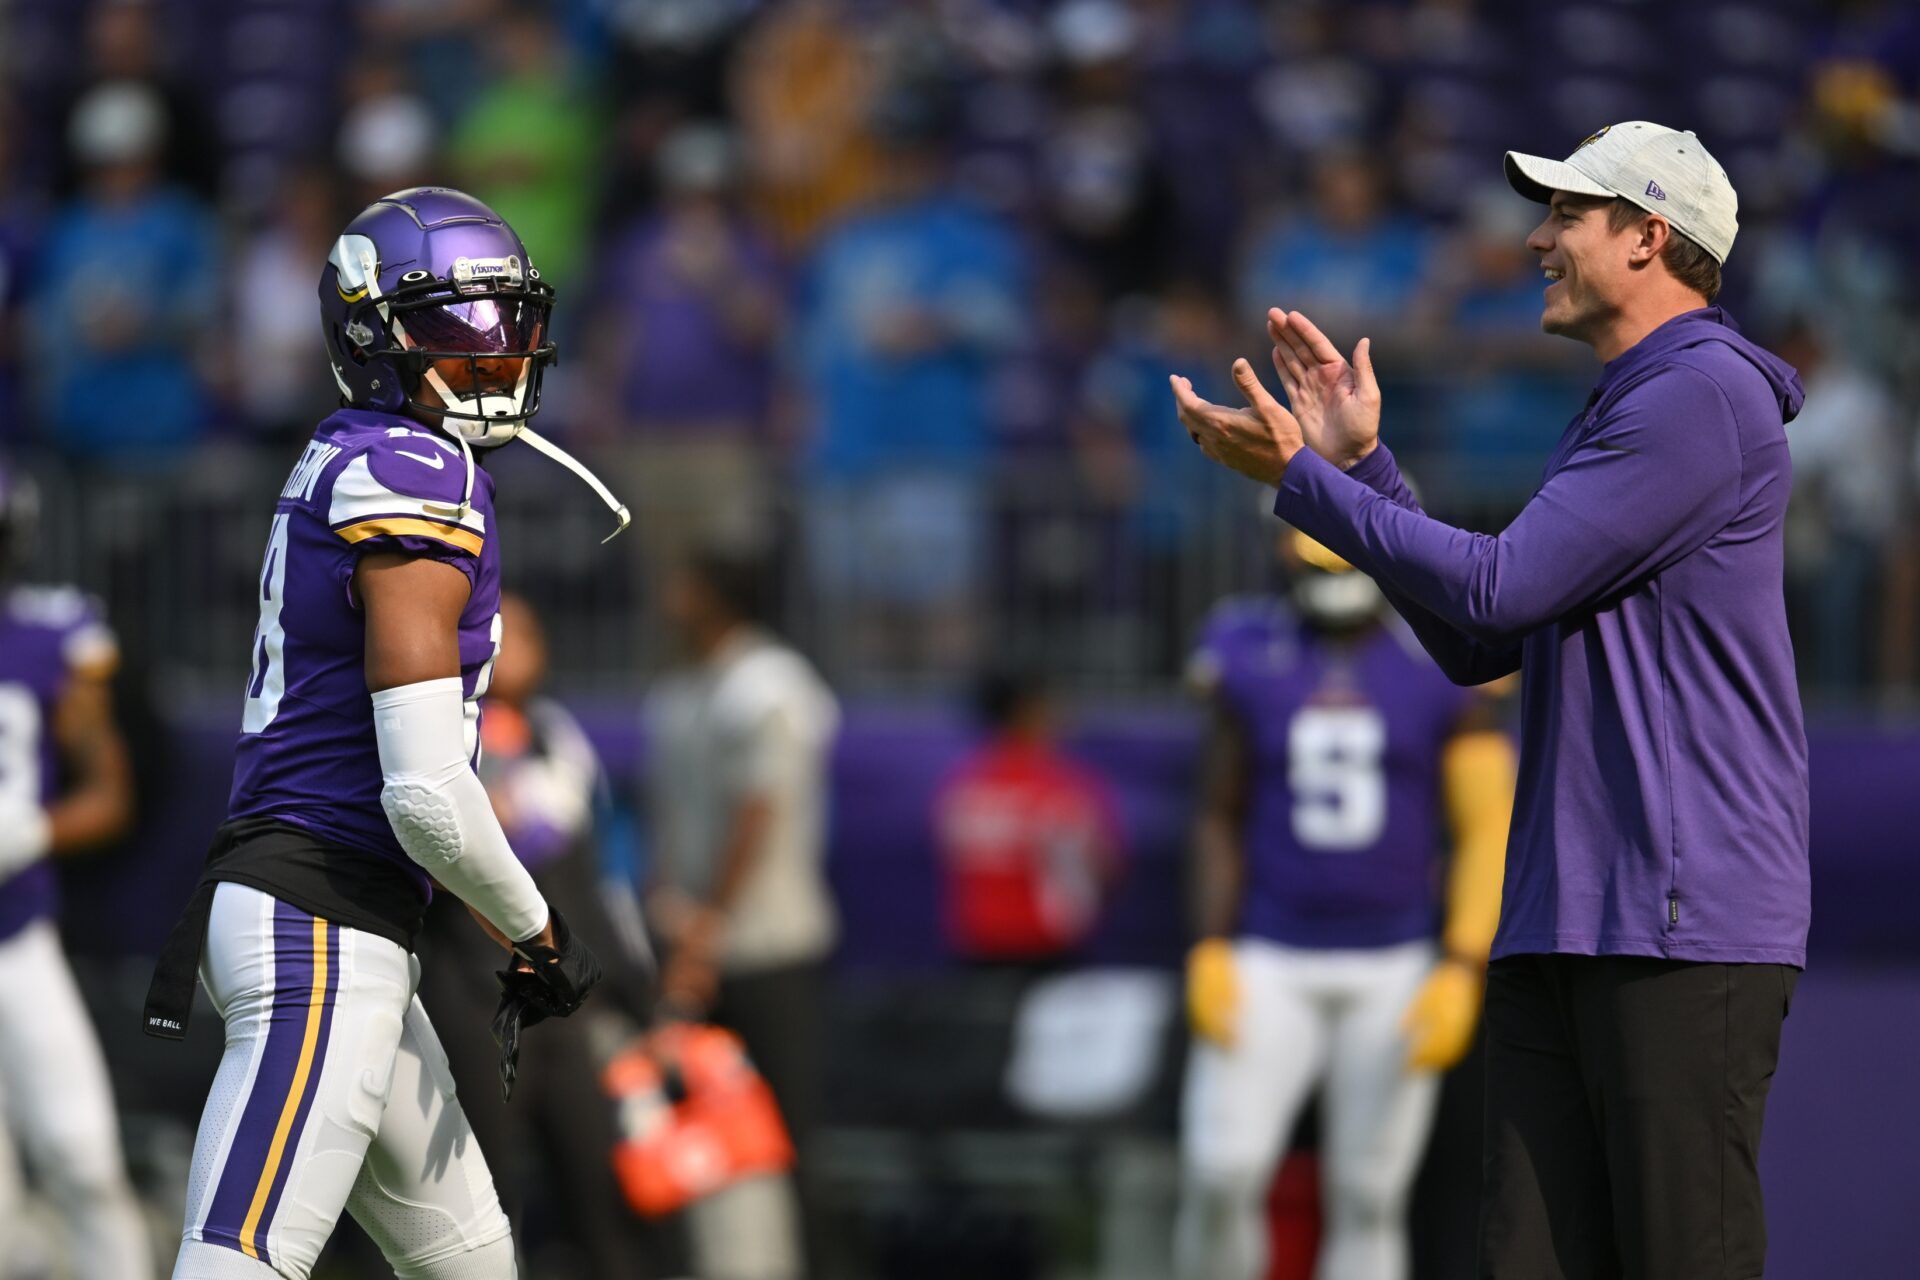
[1504,121,1739,264]
[69,80,166,167]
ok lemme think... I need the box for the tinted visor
[395,293,547,356]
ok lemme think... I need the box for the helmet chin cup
[439,414,522,448]
[407,327,545,439]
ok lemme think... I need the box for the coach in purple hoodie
[1173,122,1806,1278]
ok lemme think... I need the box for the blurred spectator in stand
[1249,0,1375,161]
[30,81,217,465]
[1894,435,1920,698]
[229,164,345,444]
[1039,1,1178,301]
[934,667,1124,968]
[415,593,676,1280]
[451,5,599,292]
[645,547,840,1280]
[356,0,504,127]
[1775,319,1905,694]
[732,0,883,248]
[1236,148,1435,343]
[988,260,1109,665]
[1128,0,1268,284]
[1750,59,1918,368]
[794,103,1028,673]
[335,59,438,210]
[56,0,218,198]
[1422,184,1591,475]
[993,259,1109,461]
[590,122,782,559]
[1074,278,1238,672]
[0,97,44,445]
[596,0,749,119]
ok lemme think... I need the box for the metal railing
[23,441,1531,701]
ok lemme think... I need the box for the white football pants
[172,883,514,1279]
[1176,937,1440,1280]
[0,917,153,1278]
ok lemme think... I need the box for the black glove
[490,907,602,1099]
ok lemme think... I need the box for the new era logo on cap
[1503,121,1739,264]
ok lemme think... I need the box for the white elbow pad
[372,677,549,943]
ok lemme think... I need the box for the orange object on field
[602,1022,795,1217]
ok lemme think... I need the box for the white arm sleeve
[372,677,549,943]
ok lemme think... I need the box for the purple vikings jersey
[225,408,502,899]
[0,586,118,941]
[1193,597,1472,949]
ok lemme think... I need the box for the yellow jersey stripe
[335,516,485,557]
[238,917,331,1260]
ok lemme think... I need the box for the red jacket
[934,739,1124,960]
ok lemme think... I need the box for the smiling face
[1527,192,1641,345]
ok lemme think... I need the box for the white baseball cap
[69,81,165,167]
[1505,121,1738,264]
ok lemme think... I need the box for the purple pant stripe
[250,919,340,1247]
[200,897,332,1264]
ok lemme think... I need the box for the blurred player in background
[1176,526,1514,1280]
[148,188,623,1280]
[934,667,1124,968]
[417,591,674,1279]
[646,546,840,1280]
[0,461,151,1277]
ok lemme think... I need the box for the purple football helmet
[319,188,556,446]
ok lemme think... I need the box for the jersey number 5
[1287,706,1387,852]
[242,515,291,734]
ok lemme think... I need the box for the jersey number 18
[242,515,290,734]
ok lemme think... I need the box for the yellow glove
[1186,939,1240,1047]
[1401,960,1484,1072]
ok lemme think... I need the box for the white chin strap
[515,425,632,543]
[414,360,630,543]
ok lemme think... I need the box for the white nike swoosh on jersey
[396,450,447,470]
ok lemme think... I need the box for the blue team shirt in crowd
[794,192,1026,482]
[32,187,218,458]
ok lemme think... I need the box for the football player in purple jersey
[0,463,152,1276]
[1175,527,1515,1280]
[149,189,625,1280]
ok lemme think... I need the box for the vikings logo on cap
[1576,124,1613,150]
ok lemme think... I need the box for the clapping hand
[1169,358,1305,487]
[1265,308,1380,470]
[1171,308,1382,485]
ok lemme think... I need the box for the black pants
[1480,954,1797,1280]
[713,959,828,1279]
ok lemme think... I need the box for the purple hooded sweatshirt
[1273,307,1810,966]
